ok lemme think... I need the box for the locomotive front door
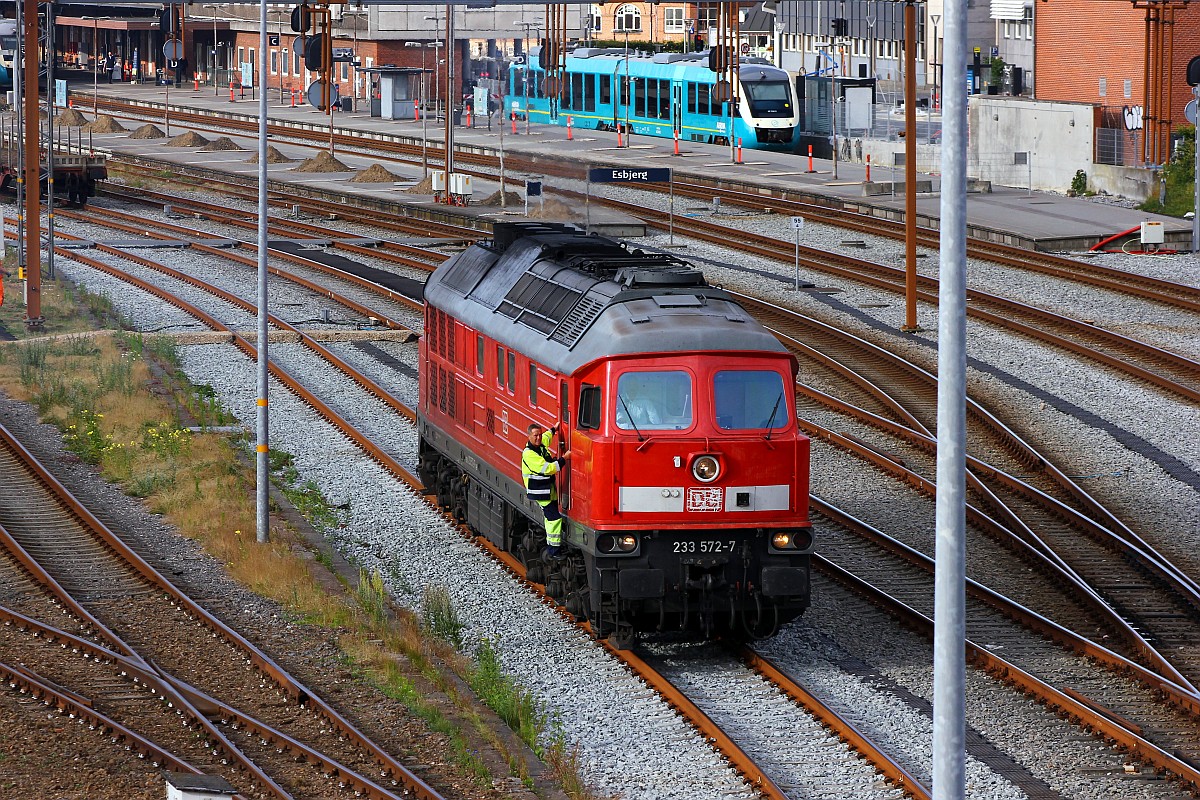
[672,83,683,136]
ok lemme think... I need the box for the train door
[671,82,682,138]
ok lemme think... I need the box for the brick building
[1035,0,1198,165]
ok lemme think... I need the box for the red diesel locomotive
[418,223,813,645]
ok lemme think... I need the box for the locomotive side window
[476,335,484,376]
[496,345,506,388]
[507,351,516,392]
[560,381,570,424]
[578,384,602,430]
[615,371,692,431]
[529,363,539,406]
[714,370,789,431]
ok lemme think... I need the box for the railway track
[0,421,441,800]
[737,295,1200,687]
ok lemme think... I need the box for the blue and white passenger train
[506,47,800,151]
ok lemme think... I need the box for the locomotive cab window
[615,371,692,431]
[578,384,602,430]
[714,370,789,431]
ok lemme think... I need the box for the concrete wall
[967,96,1093,192]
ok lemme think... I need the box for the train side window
[636,78,646,118]
[584,73,596,111]
[578,384,602,430]
[507,351,516,392]
[476,335,484,376]
[688,82,696,114]
[496,345,505,388]
[620,75,629,107]
[560,381,570,424]
[529,363,539,405]
[600,74,611,104]
[697,82,711,116]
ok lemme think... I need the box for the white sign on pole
[790,216,805,231]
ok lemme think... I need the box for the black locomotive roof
[424,223,788,375]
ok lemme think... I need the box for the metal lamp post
[423,12,441,116]
[930,14,941,110]
[203,4,221,96]
[405,40,430,178]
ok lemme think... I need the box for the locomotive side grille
[550,294,608,347]
[427,362,436,408]
[427,308,439,353]
[448,375,458,419]
[438,311,448,358]
[438,366,448,413]
[447,318,457,364]
[486,408,496,433]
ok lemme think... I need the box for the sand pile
[350,163,400,183]
[530,198,577,220]
[81,115,125,133]
[129,124,166,139]
[478,190,524,207]
[403,175,436,194]
[166,131,210,147]
[247,145,294,164]
[57,108,90,127]
[293,151,350,172]
[198,136,244,152]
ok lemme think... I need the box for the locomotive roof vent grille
[549,293,609,348]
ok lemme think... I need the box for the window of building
[271,49,278,74]
[249,48,255,69]
[1124,79,1132,99]
[341,60,349,80]
[588,5,602,34]
[282,49,289,75]
[1098,77,1107,98]
[294,50,302,74]
[238,46,245,67]
[664,7,685,33]
[614,5,641,32]
[696,5,718,30]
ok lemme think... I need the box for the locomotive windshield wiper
[763,392,783,441]
[617,394,645,441]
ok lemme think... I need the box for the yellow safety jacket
[521,430,560,503]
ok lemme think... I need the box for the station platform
[57,74,1192,251]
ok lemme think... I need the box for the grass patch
[1140,124,1196,217]
[1,261,118,340]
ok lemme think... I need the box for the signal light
[831,17,848,37]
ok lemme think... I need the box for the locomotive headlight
[691,455,720,483]
[770,529,814,552]
[598,533,640,554]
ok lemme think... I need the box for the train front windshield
[741,80,793,116]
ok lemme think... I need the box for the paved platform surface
[60,74,1191,251]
